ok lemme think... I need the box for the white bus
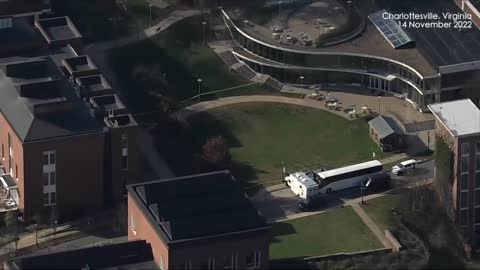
[285,172,320,200]
[315,160,383,194]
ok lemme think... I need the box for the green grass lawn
[361,193,404,232]
[108,17,266,113]
[188,103,387,191]
[270,206,382,259]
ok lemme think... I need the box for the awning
[0,174,17,189]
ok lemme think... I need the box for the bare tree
[202,136,231,168]
[31,211,47,246]
[4,210,19,255]
[49,206,59,239]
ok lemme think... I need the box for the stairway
[233,64,256,80]
[218,50,239,67]
[262,77,284,91]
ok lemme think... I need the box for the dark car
[365,173,392,192]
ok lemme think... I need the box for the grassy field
[108,17,266,113]
[361,193,404,232]
[188,103,387,192]
[270,206,382,259]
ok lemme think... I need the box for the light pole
[299,76,304,89]
[377,96,381,114]
[149,3,153,27]
[361,178,372,205]
[197,78,203,101]
[201,21,207,44]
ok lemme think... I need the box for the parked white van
[284,172,320,200]
[391,159,417,175]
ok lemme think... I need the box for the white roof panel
[317,160,382,179]
[428,99,480,137]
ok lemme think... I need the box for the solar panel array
[368,9,414,49]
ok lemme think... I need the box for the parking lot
[250,160,433,222]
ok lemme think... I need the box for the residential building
[0,9,139,219]
[127,171,270,269]
[428,99,480,234]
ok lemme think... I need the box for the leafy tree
[202,136,231,168]
[31,211,47,246]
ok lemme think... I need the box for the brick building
[0,6,139,220]
[127,171,270,269]
[429,99,480,234]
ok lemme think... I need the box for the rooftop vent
[5,59,47,79]
[33,98,72,115]
[16,79,60,99]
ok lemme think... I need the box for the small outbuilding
[368,115,406,152]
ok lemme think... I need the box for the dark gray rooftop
[36,17,82,42]
[0,55,102,142]
[0,18,44,57]
[128,171,268,243]
[384,0,480,67]
[368,115,404,139]
[8,240,155,269]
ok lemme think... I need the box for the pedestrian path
[351,202,391,249]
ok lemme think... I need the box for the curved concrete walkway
[172,95,355,120]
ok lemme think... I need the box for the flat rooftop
[428,99,480,137]
[0,18,44,57]
[384,0,480,67]
[36,17,82,41]
[234,12,437,76]
[128,171,268,242]
[75,75,114,97]
[62,55,97,74]
[0,0,47,17]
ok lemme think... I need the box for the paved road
[251,160,434,223]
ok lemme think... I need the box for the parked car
[365,172,392,192]
[392,159,417,175]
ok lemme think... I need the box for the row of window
[459,142,480,226]
[182,251,261,270]
[1,133,17,180]
[43,151,56,206]
[0,17,12,29]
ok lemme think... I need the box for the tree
[31,211,47,246]
[49,206,59,239]
[4,210,19,254]
[202,136,231,168]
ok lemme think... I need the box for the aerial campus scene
[0,0,480,269]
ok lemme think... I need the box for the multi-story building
[0,7,139,220]
[428,99,480,234]
[220,0,480,111]
[127,171,270,269]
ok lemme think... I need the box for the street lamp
[377,96,382,114]
[149,3,153,27]
[299,76,304,89]
[197,78,203,101]
[201,21,207,44]
[361,178,372,205]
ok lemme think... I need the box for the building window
[460,209,468,226]
[43,153,49,165]
[1,144,3,159]
[476,141,480,154]
[476,172,480,189]
[461,191,468,209]
[476,208,480,224]
[8,133,12,175]
[462,142,470,156]
[223,254,237,270]
[184,262,192,270]
[130,215,136,234]
[121,134,128,170]
[462,156,469,173]
[15,164,18,180]
[246,251,261,269]
[50,171,56,185]
[43,172,49,185]
[461,174,469,191]
[0,17,12,29]
[50,192,56,205]
[476,155,480,171]
[476,190,480,207]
